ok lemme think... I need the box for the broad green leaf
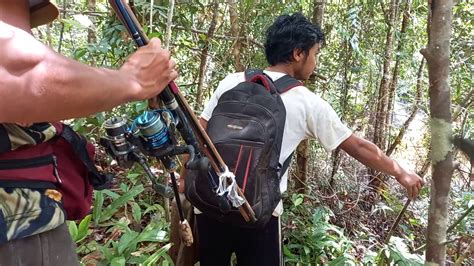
[99,185,144,223]
[93,191,104,226]
[143,243,173,266]
[67,221,78,240]
[132,202,142,222]
[76,214,92,242]
[117,231,139,255]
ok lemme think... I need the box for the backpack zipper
[0,154,62,184]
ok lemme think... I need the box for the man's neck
[0,0,33,34]
[265,64,295,77]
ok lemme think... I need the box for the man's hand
[340,135,425,200]
[395,170,424,199]
[121,38,178,101]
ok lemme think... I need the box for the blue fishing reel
[101,109,195,177]
[100,110,182,198]
[133,110,175,152]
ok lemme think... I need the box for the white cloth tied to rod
[216,165,245,207]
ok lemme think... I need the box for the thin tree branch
[453,239,474,266]
[172,25,264,48]
[194,1,219,109]
[57,0,67,53]
[453,89,473,121]
[447,205,474,233]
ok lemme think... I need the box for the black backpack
[185,69,302,228]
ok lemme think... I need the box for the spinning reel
[100,110,196,198]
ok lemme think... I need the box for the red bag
[0,124,110,220]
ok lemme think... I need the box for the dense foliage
[33,0,472,265]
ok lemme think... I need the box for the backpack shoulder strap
[0,125,9,153]
[244,69,277,93]
[60,125,114,190]
[280,152,294,177]
[273,75,303,94]
[244,69,264,81]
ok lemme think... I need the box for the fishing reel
[100,110,196,198]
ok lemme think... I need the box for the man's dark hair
[264,13,325,66]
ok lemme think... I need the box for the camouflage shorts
[0,187,65,244]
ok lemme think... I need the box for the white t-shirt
[200,70,352,216]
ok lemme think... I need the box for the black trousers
[196,214,282,266]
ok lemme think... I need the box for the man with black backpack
[0,0,177,265]
[181,13,424,266]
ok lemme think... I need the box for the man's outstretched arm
[0,22,177,123]
[339,134,424,199]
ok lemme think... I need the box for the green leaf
[160,253,174,266]
[127,173,141,179]
[143,203,165,215]
[329,256,349,266]
[132,202,142,222]
[110,256,126,266]
[101,189,120,199]
[117,231,139,255]
[303,245,310,255]
[143,243,172,266]
[136,228,167,243]
[67,221,78,240]
[93,191,104,226]
[119,183,129,192]
[75,214,92,243]
[99,245,113,262]
[294,196,304,207]
[74,48,87,60]
[99,185,144,223]
[283,245,297,259]
[134,101,148,113]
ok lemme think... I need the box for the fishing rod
[103,0,256,232]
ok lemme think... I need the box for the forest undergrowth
[68,138,472,266]
[281,148,472,265]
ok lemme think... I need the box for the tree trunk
[421,0,454,264]
[163,0,175,50]
[312,0,325,27]
[331,15,352,182]
[293,0,325,193]
[228,0,244,72]
[385,0,411,139]
[373,0,399,150]
[46,24,52,47]
[294,141,308,193]
[194,2,219,110]
[87,0,96,65]
[87,0,96,44]
[386,59,425,156]
[57,0,67,53]
[369,0,399,192]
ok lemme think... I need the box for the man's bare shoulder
[0,21,15,39]
[0,21,47,68]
